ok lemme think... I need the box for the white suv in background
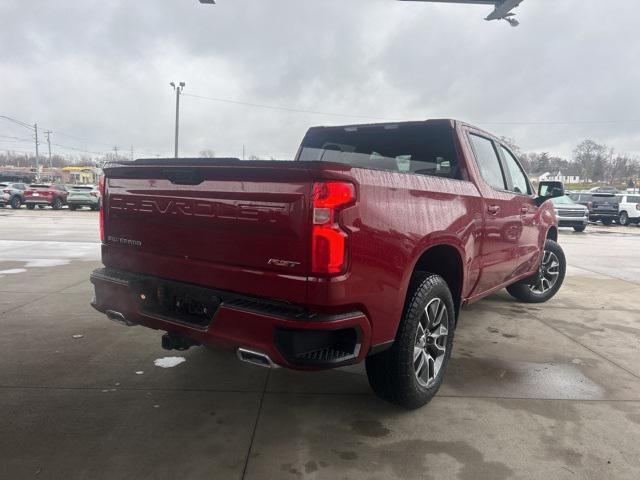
[618,194,640,226]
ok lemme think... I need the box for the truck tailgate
[102,161,313,301]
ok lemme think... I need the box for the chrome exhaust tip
[105,310,135,327]
[237,348,279,369]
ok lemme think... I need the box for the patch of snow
[25,259,70,268]
[72,334,84,339]
[135,371,144,375]
[0,268,27,275]
[154,357,187,369]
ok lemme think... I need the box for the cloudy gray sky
[1,0,639,160]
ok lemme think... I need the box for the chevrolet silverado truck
[90,119,566,409]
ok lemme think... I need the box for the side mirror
[535,181,565,206]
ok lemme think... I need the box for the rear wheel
[366,273,454,409]
[90,201,100,211]
[619,212,630,226]
[10,196,22,209]
[51,198,62,210]
[26,204,35,210]
[69,205,78,211]
[506,239,566,303]
[602,218,613,226]
[573,225,586,232]
[38,205,45,209]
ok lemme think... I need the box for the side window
[500,146,531,195]
[469,134,506,190]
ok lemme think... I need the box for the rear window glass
[29,184,50,188]
[72,186,93,191]
[298,123,461,180]
[0,183,8,188]
[626,195,640,203]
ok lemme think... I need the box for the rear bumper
[90,267,372,370]
[589,213,617,220]
[68,198,99,206]
[24,198,52,205]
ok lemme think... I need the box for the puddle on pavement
[446,357,607,400]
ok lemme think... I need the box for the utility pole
[34,123,40,181]
[242,144,245,161]
[113,146,119,158]
[170,81,185,159]
[45,130,53,168]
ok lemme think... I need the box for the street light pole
[170,81,185,159]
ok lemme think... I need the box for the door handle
[487,205,500,215]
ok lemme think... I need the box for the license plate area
[130,279,221,329]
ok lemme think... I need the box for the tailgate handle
[164,169,204,185]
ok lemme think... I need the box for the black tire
[619,212,630,226]
[90,201,100,211]
[38,205,45,209]
[573,225,586,232]
[366,273,455,409]
[26,203,36,210]
[506,239,566,303]
[68,205,78,211]
[10,196,22,209]
[602,218,613,226]
[51,198,62,210]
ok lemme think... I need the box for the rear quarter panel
[308,167,484,345]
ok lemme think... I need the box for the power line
[182,93,391,121]
[183,93,640,126]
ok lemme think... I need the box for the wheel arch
[546,226,558,242]
[410,243,464,320]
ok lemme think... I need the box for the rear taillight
[2,189,10,194]
[311,182,356,275]
[99,176,105,242]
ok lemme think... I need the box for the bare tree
[573,140,609,181]
[199,149,216,158]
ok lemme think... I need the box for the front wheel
[10,196,22,209]
[366,273,455,409]
[51,198,62,210]
[573,225,586,232]
[602,218,613,226]
[26,203,36,210]
[506,239,566,303]
[619,212,630,226]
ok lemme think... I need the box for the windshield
[298,123,461,180]
[552,195,579,206]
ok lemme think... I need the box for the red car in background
[24,184,69,210]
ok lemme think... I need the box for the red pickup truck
[90,119,566,409]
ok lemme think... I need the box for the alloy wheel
[529,250,560,294]
[413,298,449,388]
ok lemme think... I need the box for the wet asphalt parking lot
[1,208,639,480]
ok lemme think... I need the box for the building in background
[61,167,99,185]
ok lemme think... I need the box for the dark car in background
[568,192,619,225]
[551,195,589,232]
[67,185,101,211]
[24,184,69,210]
[0,182,27,209]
